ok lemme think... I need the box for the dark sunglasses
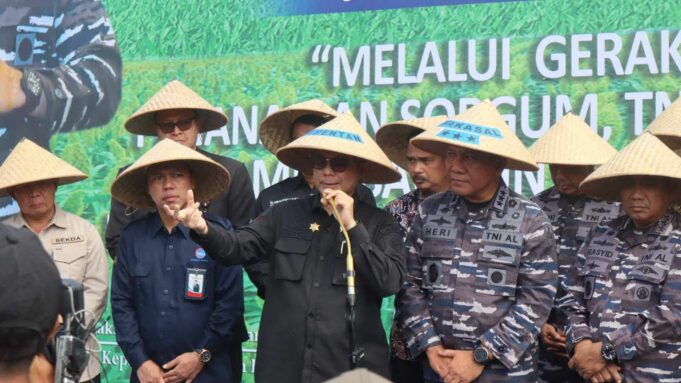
[309,155,352,172]
[156,116,197,134]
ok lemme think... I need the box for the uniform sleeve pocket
[273,237,310,281]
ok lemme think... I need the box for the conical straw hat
[376,115,449,170]
[0,138,87,196]
[260,99,338,154]
[580,132,681,201]
[276,112,400,184]
[646,97,681,150]
[125,80,228,135]
[529,112,617,165]
[111,139,230,209]
[411,100,538,171]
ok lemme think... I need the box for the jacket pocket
[273,237,310,281]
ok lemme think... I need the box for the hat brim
[580,174,681,202]
[0,175,87,197]
[111,159,230,209]
[125,107,228,136]
[376,124,423,170]
[276,146,401,184]
[412,139,538,171]
[260,108,337,154]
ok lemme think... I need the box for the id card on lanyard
[185,267,207,300]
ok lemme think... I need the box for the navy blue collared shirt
[111,213,243,383]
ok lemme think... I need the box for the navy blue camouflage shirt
[398,182,558,382]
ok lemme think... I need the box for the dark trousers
[390,354,424,383]
[229,340,243,383]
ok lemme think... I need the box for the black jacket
[191,191,407,383]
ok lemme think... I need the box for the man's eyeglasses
[156,116,197,134]
[309,155,352,173]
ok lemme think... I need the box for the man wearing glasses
[166,112,407,383]
[250,99,377,299]
[105,80,253,383]
[397,101,557,383]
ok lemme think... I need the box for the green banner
[44,0,681,381]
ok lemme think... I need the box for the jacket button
[313,282,319,288]
[306,343,312,349]
[308,313,314,319]
[163,289,169,295]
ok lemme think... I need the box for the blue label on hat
[195,248,206,259]
[438,120,503,139]
[306,129,364,143]
[436,129,481,145]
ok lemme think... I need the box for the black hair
[0,327,45,367]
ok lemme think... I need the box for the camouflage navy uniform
[385,189,425,383]
[532,186,621,382]
[560,211,681,382]
[0,0,121,214]
[398,182,558,382]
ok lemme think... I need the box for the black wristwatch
[194,348,212,364]
[19,69,42,113]
[473,346,492,366]
[600,341,618,363]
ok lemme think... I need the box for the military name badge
[185,267,207,300]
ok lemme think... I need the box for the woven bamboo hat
[529,112,617,165]
[411,100,538,171]
[125,80,228,136]
[111,139,230,209]
[276,112,401,184]
[0,138,87,196]
[376,116,448,170]
[646,97,681,150]
[260,99,339,154]
[580,132,681,201]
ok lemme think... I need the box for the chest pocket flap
[52,244,87,280]
[273,237,310,281]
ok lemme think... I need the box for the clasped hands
[425,345,485,383]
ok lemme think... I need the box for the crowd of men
[1,77,681,383]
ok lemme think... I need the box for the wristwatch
[194,348,212,364]
[19,69,42,113]
[601,341,618,363]
[473,346,492,366]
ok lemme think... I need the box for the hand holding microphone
[320,189,357,230]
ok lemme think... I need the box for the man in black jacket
[104,79,253,383]
[251,99,376,298]
[167,112,407,382]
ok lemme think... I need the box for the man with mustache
[167,113,407,382]
[559,132,681,382]
[110,139,244,383]
[528,113,621,383]
[397,100,558,383]
[376,116,450,383]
